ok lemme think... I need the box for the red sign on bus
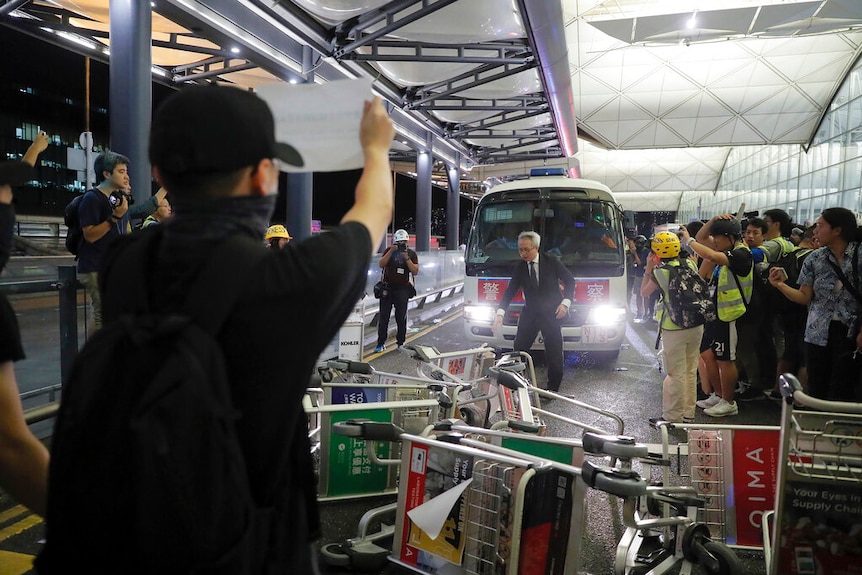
[477,278,610,304]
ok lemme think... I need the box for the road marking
[0,514,41,542]
[0,506,26,527]
[366,309,463,359]
[0,549,35,575]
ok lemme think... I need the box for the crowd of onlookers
[629,207,862,423]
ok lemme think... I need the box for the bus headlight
[464,305,496,322]
[587,305,626,326]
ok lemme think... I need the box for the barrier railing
[5,250,469,427]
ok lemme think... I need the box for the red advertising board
[731,428,780,547]
[477,278,610,304]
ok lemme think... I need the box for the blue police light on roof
[529,167,567,177]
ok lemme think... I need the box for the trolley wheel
[681,523,712,563]
[320,541,390,572]
[320,543,351,567]
[459,404,481,427]
[699,541,743,575]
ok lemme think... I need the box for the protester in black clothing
[0,133,50,517]
[40,85,395,573]
[493,231,575,391]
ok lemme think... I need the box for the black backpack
[757,243,812,313]
[36,230,267,575]
[661,258,717,329]
[63,191,87,256]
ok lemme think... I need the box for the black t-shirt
[77,189,121,273]
[102,219,372,569]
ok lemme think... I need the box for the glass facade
[678,57,862,226]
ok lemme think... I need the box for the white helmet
[394,229,409,242]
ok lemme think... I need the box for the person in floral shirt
[769,207,862,401]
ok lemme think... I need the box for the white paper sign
[406,477,473,540]
[256,78,377,173]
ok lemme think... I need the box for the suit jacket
[499,252,576,315]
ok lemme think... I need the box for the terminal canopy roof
[3,0,861,206]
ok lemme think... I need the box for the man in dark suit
[493,231,576,391]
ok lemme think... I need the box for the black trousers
[377,285,411,347]
[806,321,861,401]
[513,307,564,391]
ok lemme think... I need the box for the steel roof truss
[450,109,551,136]
[407,61,537,107]
[346,39,531,65]
[332,0,460,58]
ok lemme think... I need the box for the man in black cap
[0,133,50,517]
[679,215,754,418]
[90,85,392,572]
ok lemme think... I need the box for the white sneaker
[704,398,739,417]
[696,393,721,409]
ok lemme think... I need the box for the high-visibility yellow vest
[716,244,753,322]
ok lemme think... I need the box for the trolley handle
[308,373,322,388]
[779,372,862,413]
[326,359,374,375]
[506,420,543,434]
[581,460,647,498]
[582,432,649,460]
[400,343,439,362]
[495,354,527,373]
[332,419,404,442]
[487,367,529,390]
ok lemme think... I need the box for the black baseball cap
[709,219,741,237]
[149,85,304,176]
[0,161,35,187]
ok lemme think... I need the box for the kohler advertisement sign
[338,325,362,361]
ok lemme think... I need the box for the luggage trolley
[305,362,445,501]
[648,418,781,551]
[763,374,862,575]
[330,419,648,575]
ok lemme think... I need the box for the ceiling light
[230,47,240,54]
[686,12,697,30]
[57,31,97,51]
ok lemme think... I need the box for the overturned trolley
[330,420,646,575]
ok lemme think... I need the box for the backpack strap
[826,242,862,308]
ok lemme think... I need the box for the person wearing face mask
[374,228,419,352]
[40,85,395,574]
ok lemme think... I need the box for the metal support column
[58,266,78,385]
[446,157,461,249]
[109,0,152,202]
[415,143,432,251]
[286,45,314,241]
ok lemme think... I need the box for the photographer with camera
[374,228,419,353]
[77,151,166,330]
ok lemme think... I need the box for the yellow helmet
[651,231,680,258]
[265,224,292,241]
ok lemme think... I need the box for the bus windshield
[466,196,624,276]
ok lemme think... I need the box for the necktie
[529,261,538,286]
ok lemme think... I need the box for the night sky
[0,27,465,230]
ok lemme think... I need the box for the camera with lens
[109,191,125,207]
